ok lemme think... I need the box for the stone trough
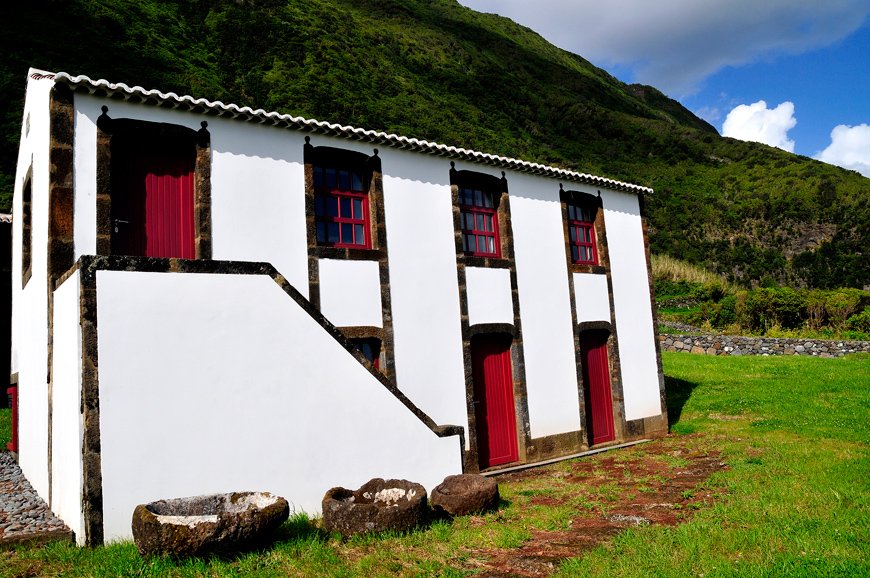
[131,491,289,557]
[430,474,500,517]
[322,478,427,538]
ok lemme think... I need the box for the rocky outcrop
[322,478,427,538]
[430,474,499,517]
[131,492,289,557]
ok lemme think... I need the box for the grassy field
[2,352,868,577]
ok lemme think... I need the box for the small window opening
[314,166,371,249]
[21,176,32,288]
[351,337,381,369]
[567,201,597,265]
[459,186,500,257]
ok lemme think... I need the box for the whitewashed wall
[573,273,611,323]
[209,119,309,294]
[506,172,582,439]
[380,150,467,432]
[602,190,661,420]
[50,271,84,544]
[95,270,461,542]
[12,71,55,498]
[466,267,513,326]
[318,259,383,327]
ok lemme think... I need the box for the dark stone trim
[338,326,384,340]
[48,86,76,286]
[560,186,632,448]
[95,110,212,259]
[461,256,512,269]
[339,326,385,371]
[450,165,531,473]
[310,247,387,261]
[578,320,613,333]
[76,259,102,547]
[303,140,398,386]
[46,85,76,511]
[468,323,517,339]
[70,254,464,546]
[569,264,607,275]
[527,430,585,462]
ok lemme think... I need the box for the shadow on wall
[664,374,698,429]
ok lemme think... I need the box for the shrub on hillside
[825,289,868,330]
[743,287,805,330]
[845,307,870,333]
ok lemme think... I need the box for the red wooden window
[460,186,500,257]
[314,166,370,248]
[471,335,518,468]
[567,202,597,265]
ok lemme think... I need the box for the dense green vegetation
[3,353,868,576]
[655,273,870,340]
[1,0,868,288]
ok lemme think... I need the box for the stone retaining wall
[659,334,870,358]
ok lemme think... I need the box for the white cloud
[721,101,797,152]
[457,0,869,96]
[816,124,870,177]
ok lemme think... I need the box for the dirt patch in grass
[463,436,727,577]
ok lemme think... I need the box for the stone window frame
[342,326,385,371]
[566,197,598,265]
[95,108,212,259]
[449,164,539,472]
[450,164,513,268]
[560,187,607,275]
[21,169,33,288]
[303,138,397,383]
[458,184,500,257]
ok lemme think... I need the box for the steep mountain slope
[1,0,867,288]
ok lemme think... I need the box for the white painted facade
[95,270,458,542]
[9,69,666,545]
[50,271,84,543]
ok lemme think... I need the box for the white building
[9,69,667,545]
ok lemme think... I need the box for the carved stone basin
[430,474,500,516]
[322,478,428,538]
[131,491,289,557]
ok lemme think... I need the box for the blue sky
[457,0,870,176]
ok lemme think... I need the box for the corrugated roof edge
[50,71,652,194]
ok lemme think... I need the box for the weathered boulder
[322,478,427,538]
[430,474,499,517]
[131,491,289,557]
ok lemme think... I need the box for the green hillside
[2,0,867,288]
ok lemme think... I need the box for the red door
[580,331,615,445]
[112,137,195,258]
[472,335,518,468]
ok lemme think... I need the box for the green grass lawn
[0,407,9,449]
[2,353,868,577]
